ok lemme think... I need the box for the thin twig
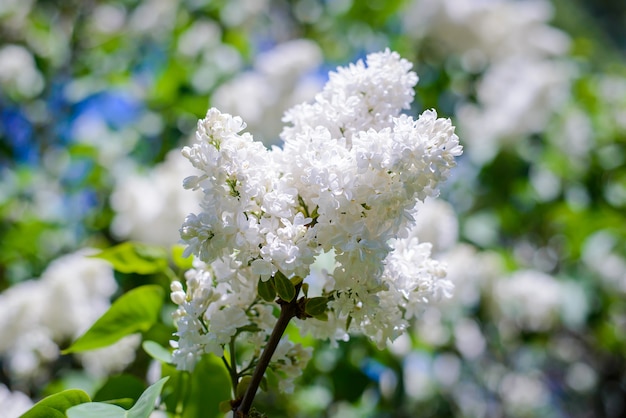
[235,291,300,417]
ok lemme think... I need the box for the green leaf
[100,399,135,409]
[290,275,304,286]
[66,402,126,418]
[219,400,232,414]
[236,376,252,399]
[142,340,173,363]
[274,271,296,302]
[66,377,169,418]
[91,242,168,275]
[305,297,329,317]
[20,389,91,418]
[63,285,164,353]
[127,377,169,418]
[257,277,276,302]
[181,355,232,418]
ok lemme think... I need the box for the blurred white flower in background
[0,0,34,22]
[582,231,626,294]
[499,372,550,414]
[0,250,139,388]
[111,149,203,246]
[457,56,573,163]
[79,334,142,379]
[89,3,126,34]
[411,198,503,313]
[411,198,459,253]
[404,0,574,163]
[404,0,569,62]
[128,0,178,38]
[386,195,594,415]
[0,44,44,99]
[0,384,33,418]
[212,39,324,145]
[597,75,626,132]
[493,269,574,332]
[219,0,271,27]
[176,19,243,94]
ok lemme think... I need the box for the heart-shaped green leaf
[63,285,164,353]
[66,377,169,418]
[257,276,276,302]
[20,389,91,418]
[66,402,127,418]
[305,297,329,317]
[274,271,295,302]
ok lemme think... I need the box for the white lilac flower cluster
[171,50,462,374]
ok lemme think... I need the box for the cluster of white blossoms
[171,50,462,373]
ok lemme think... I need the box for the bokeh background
[1,0,625,417]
